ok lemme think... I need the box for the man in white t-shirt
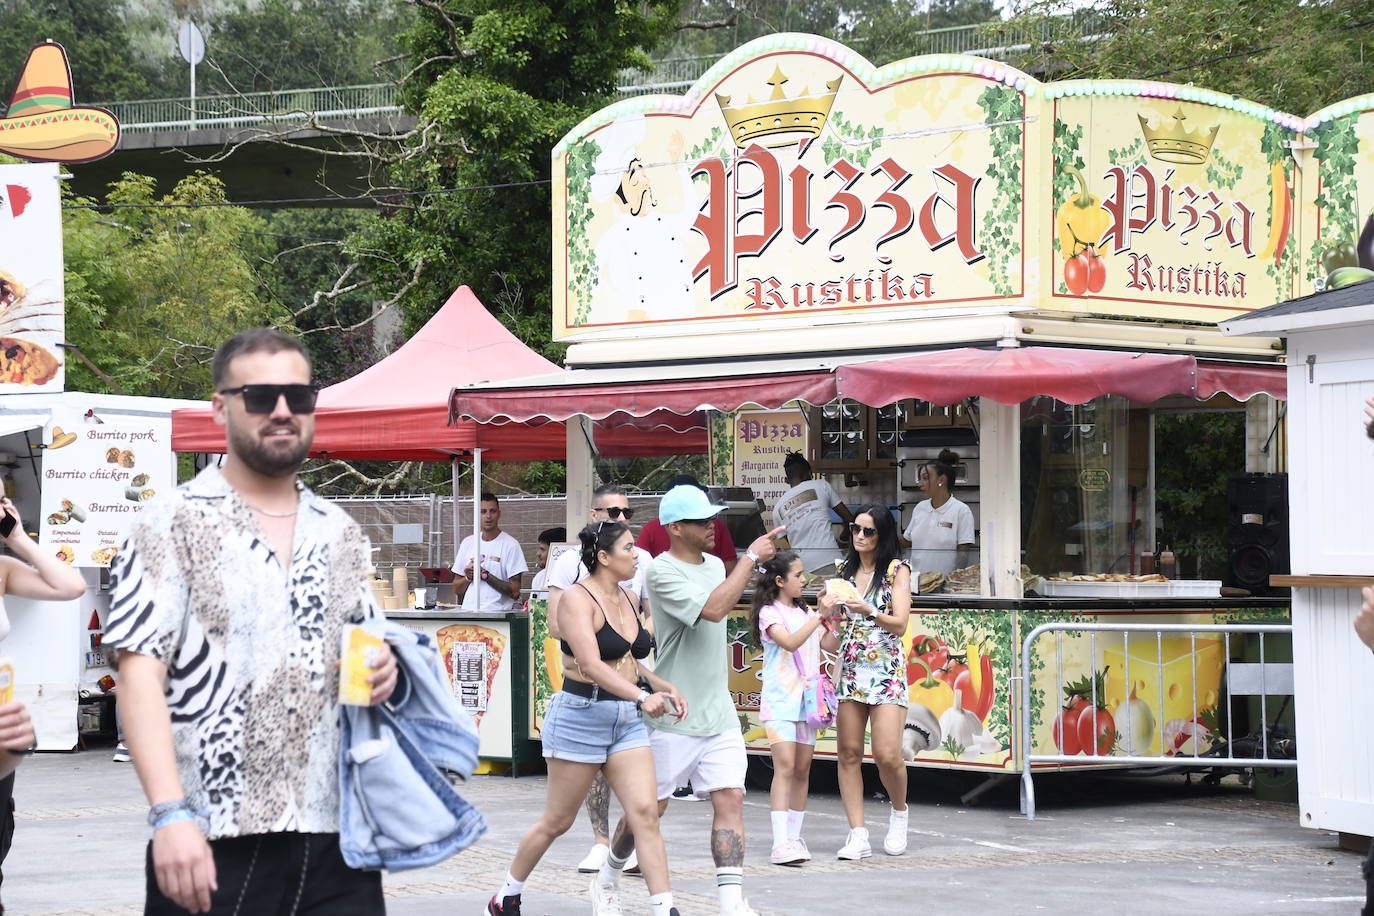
[452,492,528,611]
[772,452,853,573]
[547,483,654,875]
[528,527,565,593]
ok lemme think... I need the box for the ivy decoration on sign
[1308,116,1360,287]
[977,85,1024,298]
[687,126,731,187]
[565,139,601,326]
[821,112,883,169]
[1052,118,1085,295]
[1204,146,1243,191]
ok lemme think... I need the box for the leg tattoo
[610,817,636,859]
[585,771,610,841]
[710,828,745,867]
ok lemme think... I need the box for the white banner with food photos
[0,162,64,395]
[39,417,172,567]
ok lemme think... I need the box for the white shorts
[648,728,747,801]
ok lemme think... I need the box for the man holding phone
[105,329,398,915]
[593,485,782,916]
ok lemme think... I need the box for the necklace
[243,500,298,518]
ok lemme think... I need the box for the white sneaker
[792,836,811,862]
[589,876,623,915]
[111,743,130,763]
[577,842,610,873]
[836,827,872,860]
[884,808,909,856]
[622,849,639,875]
[770,838,806,866]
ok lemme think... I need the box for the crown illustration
[715,67,842,150]
[1137,108,1219,165]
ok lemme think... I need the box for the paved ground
[0,749,1365,915]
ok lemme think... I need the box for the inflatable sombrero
[0,42,119,163]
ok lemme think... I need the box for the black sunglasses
[849,522,878,537]
[219,384,317,415]
[597,506,633,521]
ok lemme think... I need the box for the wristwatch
[634,689,651,710]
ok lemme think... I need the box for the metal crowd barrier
[1018,622,1296,820]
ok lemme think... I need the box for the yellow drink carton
[338,626,384,706]
[0,656,13,705]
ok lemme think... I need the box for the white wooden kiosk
[1222,282,1374,844]
[0,392,203,748]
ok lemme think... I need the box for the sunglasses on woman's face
[849,522,878,537]
[595,506,633,521]
[218,383,317,414]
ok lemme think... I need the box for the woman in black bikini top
[488,521,688,916]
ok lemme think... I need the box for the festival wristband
[147,799,199,827]
[151,808,197,831]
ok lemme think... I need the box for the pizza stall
[443,33,1374,780]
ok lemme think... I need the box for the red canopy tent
[170,286,705,460]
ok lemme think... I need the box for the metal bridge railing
[96,83,403,134]
[1019,622,1296,820]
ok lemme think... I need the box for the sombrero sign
[0,42,119,396]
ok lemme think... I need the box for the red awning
[454,368,839,424]
[835,348,1285,405]
[172,286,705,460]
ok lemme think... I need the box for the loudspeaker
[1224,472,1289,595]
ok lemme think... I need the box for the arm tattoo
[610,817,636,859]
[711,828,745,867]
[585,771,610,840]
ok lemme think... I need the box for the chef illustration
[590,115,699,324]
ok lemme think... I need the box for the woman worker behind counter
[900,450,975,576]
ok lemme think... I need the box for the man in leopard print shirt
[107,329,399,915]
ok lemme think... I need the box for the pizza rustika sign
[554,33,1370,341]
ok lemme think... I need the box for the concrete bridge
[73,20,1080,205]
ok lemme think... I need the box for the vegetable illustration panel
[0,162,64,394]
[1304,99,1374,291]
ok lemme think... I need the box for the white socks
[787,808,805,841]
[716,866,743,910]
[770,810,789,846]
[497,871,524,899]
[598,848,629,888]
[649,891,675,914]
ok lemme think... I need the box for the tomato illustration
[1077,706,1117,756]
[1052,697,1088,755]
[1064,252,1089,295]
[1085,248,1106,292]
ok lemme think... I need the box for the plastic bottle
[1158,546,1177,579]
[1139,549,1155,575]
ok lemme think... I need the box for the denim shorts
[541,690,650,764]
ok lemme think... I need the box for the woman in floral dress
[819,504,912,861]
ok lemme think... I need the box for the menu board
[732,409,807,510]
[39,417,173,567]
[0,162,65,394]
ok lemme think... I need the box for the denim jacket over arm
[339,619,488,871]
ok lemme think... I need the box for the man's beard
[228,421,311,477]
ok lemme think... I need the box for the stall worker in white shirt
[772,452,853,573]
[547,483,653,875]
[901,450,975,576]
[453,492,528,611]
[529,527,566,593]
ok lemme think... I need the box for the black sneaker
[488,895,521,915]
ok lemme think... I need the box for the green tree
[990,0,1374,114]
[63,171,288,399]
[0,0,173,101]
[342,0,683,363]
[200,0,414,94]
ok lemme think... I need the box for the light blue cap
[658,484,727,525]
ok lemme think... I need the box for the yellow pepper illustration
[908,657,955,720]
[1056,164,1112,258]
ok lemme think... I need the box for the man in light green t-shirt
[592,484,782,916]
